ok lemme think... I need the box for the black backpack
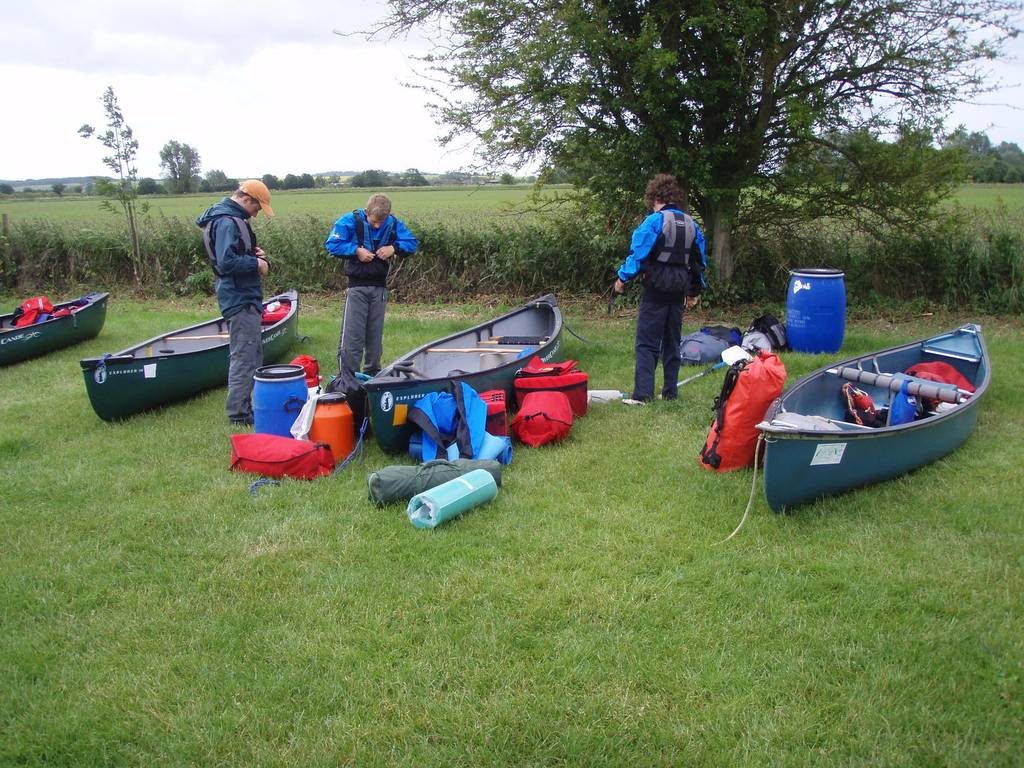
[749,314,787,351]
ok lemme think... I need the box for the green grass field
[2,183,1021,225]
[0,186,551,226]
[2,296,1022,766]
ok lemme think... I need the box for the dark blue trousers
[632,296,684,401]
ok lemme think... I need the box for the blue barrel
[253,364,308,437]
[786,268,846,353]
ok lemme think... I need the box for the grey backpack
[680,331,731,365]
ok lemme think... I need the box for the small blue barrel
[253,364,308,437]
[786,268,846,353]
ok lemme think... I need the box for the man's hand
[376,245,395,260]
[613,278,626,295]
[257,257,269,276]
[356,247,375,263]
[254,246,266,258]
[685,295,699,309]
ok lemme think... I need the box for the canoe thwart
[165,334,230,341]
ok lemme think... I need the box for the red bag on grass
[514,358,589,417]
[230,433,335,479]
[700,351,787,472]
[510,391,574,447]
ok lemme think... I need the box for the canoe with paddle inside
[757,324,990,511]
[80,290,299,421]
[363,294,564,453]
[1,292,108,366]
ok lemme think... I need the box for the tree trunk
[705,200,737,284]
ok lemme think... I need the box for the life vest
[643,211,701,298]
[700,351,787,472]
[407,382,489,461]
[199,216,256,277]
[13,296,55,327]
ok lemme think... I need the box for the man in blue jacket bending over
[613,174,707,403]
[325,193,418,375]
[196,179,274,426]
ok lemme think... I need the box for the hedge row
[1,209,1021,312]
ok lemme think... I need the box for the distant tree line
[943,128,1024,183]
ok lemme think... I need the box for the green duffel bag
[368,459,503,507]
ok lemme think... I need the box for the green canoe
[363,294,564,453]
[80,290,299,421]
[1,292,108,366]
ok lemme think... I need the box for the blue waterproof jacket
[196,198,262,318]
[617,207,708,296]
[410,384,488,461]
[324,209,419,287]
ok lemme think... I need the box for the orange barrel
[309,393,354,463]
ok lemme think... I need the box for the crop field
[1,296,1022,766]
[0,185,553,226]
[1,183,1022,226]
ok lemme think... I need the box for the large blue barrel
[786,268,846,353]
[253,364,308,437]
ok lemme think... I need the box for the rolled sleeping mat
[368,459,502,507]
[832,367,966,404]
[406,469,498,529]
[477,431,513,464]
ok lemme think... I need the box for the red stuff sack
[514,358,589,417]
[230,433,335,479]
[290,354,320,388]
[510,391,573,447]
[904,361,975,410]
[700,351,787,472]
[13,296,55,327]
[479,389,508,436]
[261,300,291,325]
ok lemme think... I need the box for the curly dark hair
[644,174,683,208]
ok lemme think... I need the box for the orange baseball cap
[237,179,275,217]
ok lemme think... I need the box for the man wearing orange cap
[196,179,274,426]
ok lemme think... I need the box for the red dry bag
[230,433,335,479]
[261,300,291,325]
[290,354,321,388]
[510,391,574,447]
[700,351,787,472]
[514,358,589,417]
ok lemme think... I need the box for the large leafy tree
[376,0,1019,279]
[159,140,202,194]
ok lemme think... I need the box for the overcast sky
[1,1,1021,182]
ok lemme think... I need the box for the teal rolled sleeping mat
[406,469,498,529]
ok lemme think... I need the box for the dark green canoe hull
[80,291,299,421]
[364,295,564,453]
[0,293,108,366]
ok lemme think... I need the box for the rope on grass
[249,477,281,496]
[714,434,765,545]
[332,417,369,475]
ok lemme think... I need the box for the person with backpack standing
[325,193,418,376]
[196,179,274,426]
[613,174,707,403]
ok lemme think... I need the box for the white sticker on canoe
[380,391,394,413]
[810,442,846,466]
[143,363,157,379]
